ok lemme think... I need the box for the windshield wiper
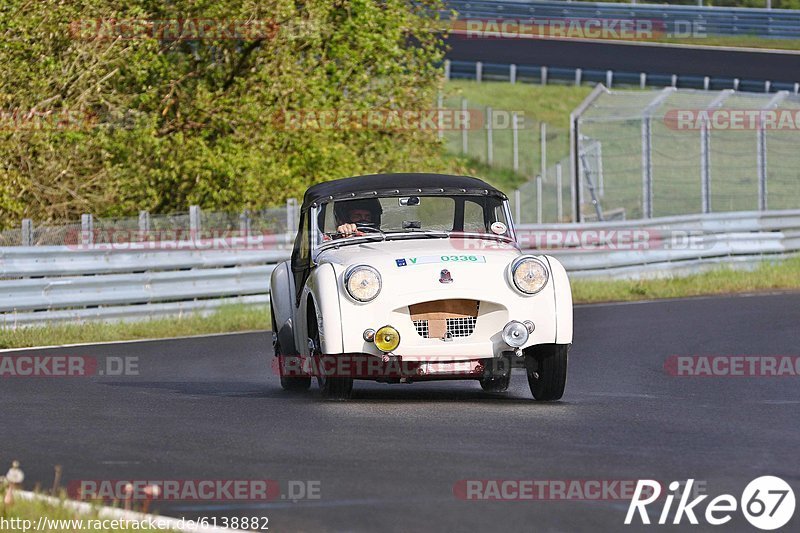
[384,230,449,240]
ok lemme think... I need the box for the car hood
[315,237,525,270]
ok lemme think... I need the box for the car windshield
[316,194,511,245]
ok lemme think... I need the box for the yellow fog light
[374,325,400,353]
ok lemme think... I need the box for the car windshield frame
[310,193,517,256]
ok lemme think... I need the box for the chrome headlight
[344,265,382,302]
[510,256,549,295]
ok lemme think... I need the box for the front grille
[446,316,477,337]
[411,299,480,339]
[413,317,477,339]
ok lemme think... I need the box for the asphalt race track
[446,36,800,84]
[2,292,799,532]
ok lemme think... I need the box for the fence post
[189,205,201,237]
[703,76,710,90]
[640,73,647,89]
[138,210,150,232]
[486,106,493,166]
[671,74,677,88]
[476,61,483,82]
[510,64,517,84]
[700,122,711,213]
[575,68,582,86]
[641,118,653,218]
[757,124,768,211]
[540,122,547,183]
[536,175,543,224]
[21,219,33,246]
[81,214,94,247]
[286,199,294,235]
[444,59,451,81]
[734,78,740,91]
[437,92,444,141]
[461,98,468,154]
[606,70,613,88]
[239,209,251,237]
[556,163,563,222]
[515,189,521,224]
[512,112,519,171]
[541,66,548,86]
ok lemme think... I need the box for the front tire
[525,344,569,401]
[309,319,353,400]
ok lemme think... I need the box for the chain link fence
[574,86,800,221]
[0,201,300,247]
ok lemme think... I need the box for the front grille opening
[446,316,477,337]
[410,299,479,339]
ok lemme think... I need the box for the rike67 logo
[626,477,795,530]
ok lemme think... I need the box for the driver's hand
[337,223,360,236]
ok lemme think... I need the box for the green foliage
[0,0,447,227]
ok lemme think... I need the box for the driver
[334,198,382,237]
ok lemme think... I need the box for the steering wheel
[354,222,382,233]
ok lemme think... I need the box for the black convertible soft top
[301,173,505,210]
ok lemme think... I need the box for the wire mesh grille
[413,316,478,339]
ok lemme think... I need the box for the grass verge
[0,494,170,532]
[0,304,269,350]
[629,35,800,51]
[571,255,800,304]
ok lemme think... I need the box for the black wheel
[525,344,569,401]
[480,373,511,392]
[309,319,353,400]
[272,305,310,392]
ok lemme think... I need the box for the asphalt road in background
[2,292,799,532]
[446,36,800,83]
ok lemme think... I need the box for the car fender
[269,260,297,355]
[544,255,573,344]
[301,263,344,355]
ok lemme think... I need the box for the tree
[0,0,447,227]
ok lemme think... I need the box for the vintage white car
[270,173,573,399]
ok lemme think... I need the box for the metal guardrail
[447,59,800,93]
[524,209,800,278]
[1,210,798,327]
[0,246,290,327]
[447,1,800,39]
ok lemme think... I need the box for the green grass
[571,255,800,304]
[444,81,592,130]
[441,81,592,218]
[0,304,269,350]
[0,493,171,532]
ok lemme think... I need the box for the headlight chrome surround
[344,265,382,302]
[510,256,549,295]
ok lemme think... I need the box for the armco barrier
[1,210,798,327]
[447,1,800,39]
